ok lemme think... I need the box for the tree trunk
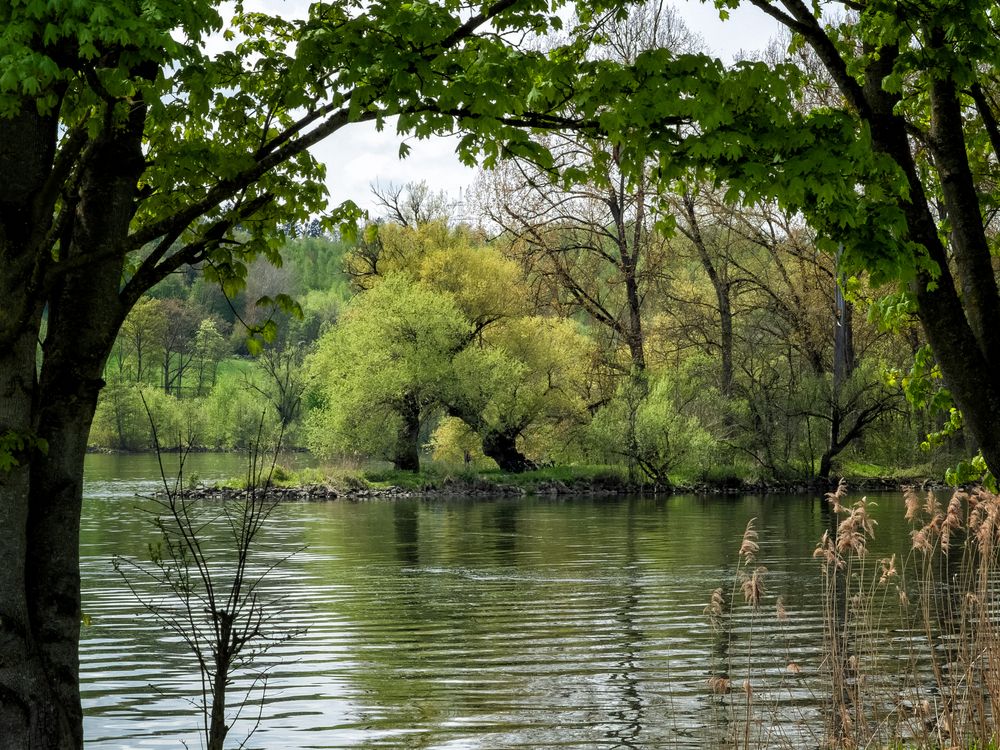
[392,394,421,472]
[0,101,81,749]
[26,280,122,750]
[0,321,79,750]
[818,437,837,480]
[623,272,646,372]
[207,639,230,750]
[718,289,734,399]
[823,253,855,480]
[681,193,733,396]
[5,83,145,750]
[482,429,534,473]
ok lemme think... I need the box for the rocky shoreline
[177,474,937,502]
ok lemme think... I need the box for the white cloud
[316,124,474,215]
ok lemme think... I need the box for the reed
[707,482,1000,748]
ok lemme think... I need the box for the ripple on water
[80,479,936,749]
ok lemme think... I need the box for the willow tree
[305,274,471,471]
[0,1,585,746]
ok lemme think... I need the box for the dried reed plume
[740,566,767,609]
[878,554,897,585]
[813,529,842,568]
[739,518,759,564]
[923,489,942,522]
[836,497,876,557]
[903,485,921,522]
[826,477,849,514]
[705,587,726,627]
[775,595,788,623]
[910,489,970,554]
[707,674,731,694]
[970,488,1000,556]
[911,526,934,554]
[940,491,965,552]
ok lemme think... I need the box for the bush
[203,385,281,450]
[589,369,720,484]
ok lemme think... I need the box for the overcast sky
[244,1,782,217]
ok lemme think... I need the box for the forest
[88,173,960,486]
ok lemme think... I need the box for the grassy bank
[231,460,936,497]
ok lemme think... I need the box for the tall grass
[710,482,1000,748]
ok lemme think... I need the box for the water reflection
[81,459,929,749]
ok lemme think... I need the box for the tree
[475,2,700,373]
[246,341,312,430]
[158,298,202,395]
[342,221,589,471]
[192,318,229,396]
[371,180,453,228]
[680,197,902,477]
[589,0,1000,474]
[448,316,594,471]
[0,2,591,745]
[305,275,471,471]
[115,296,168,384]
[115,421,297,750]
[589,365,719,485]
[479,137,664,372]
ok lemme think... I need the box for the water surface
[80,455,917,749]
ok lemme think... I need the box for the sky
[246,1,783,217]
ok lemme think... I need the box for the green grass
[214,357,257,385]
[363,462,628,490]
[249,461,633,493]
[231,456,942,495]
[838,459,937,481]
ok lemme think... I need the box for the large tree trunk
[0,101,81,749]
[0,82,144,750]
[812,26,1000,476]
[482,429,534,473]
[392,393,421,472]
[25,253,125,749]
[0,322,80,750]
[680,193,734,397]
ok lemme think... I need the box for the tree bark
[680,192,734,396]
[788,23,1000,476]
[27,256,125,749]
[482,429,534,473]
[0,77,145,749]
[0,100,80,750]
[0,321,78,750]
[823,252,855,480]
[392,394,422,472]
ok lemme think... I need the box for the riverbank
[179,466,940,501]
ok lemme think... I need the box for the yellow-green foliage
[90,383,202,450]
[427,417,490,466]
[304,274,470,460]
[348,221,480,285]
[452,316,594,455]
[312,224,598,467]
[418,242,528,323]
[202,386,281,450]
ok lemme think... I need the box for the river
[80,453,924,749]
